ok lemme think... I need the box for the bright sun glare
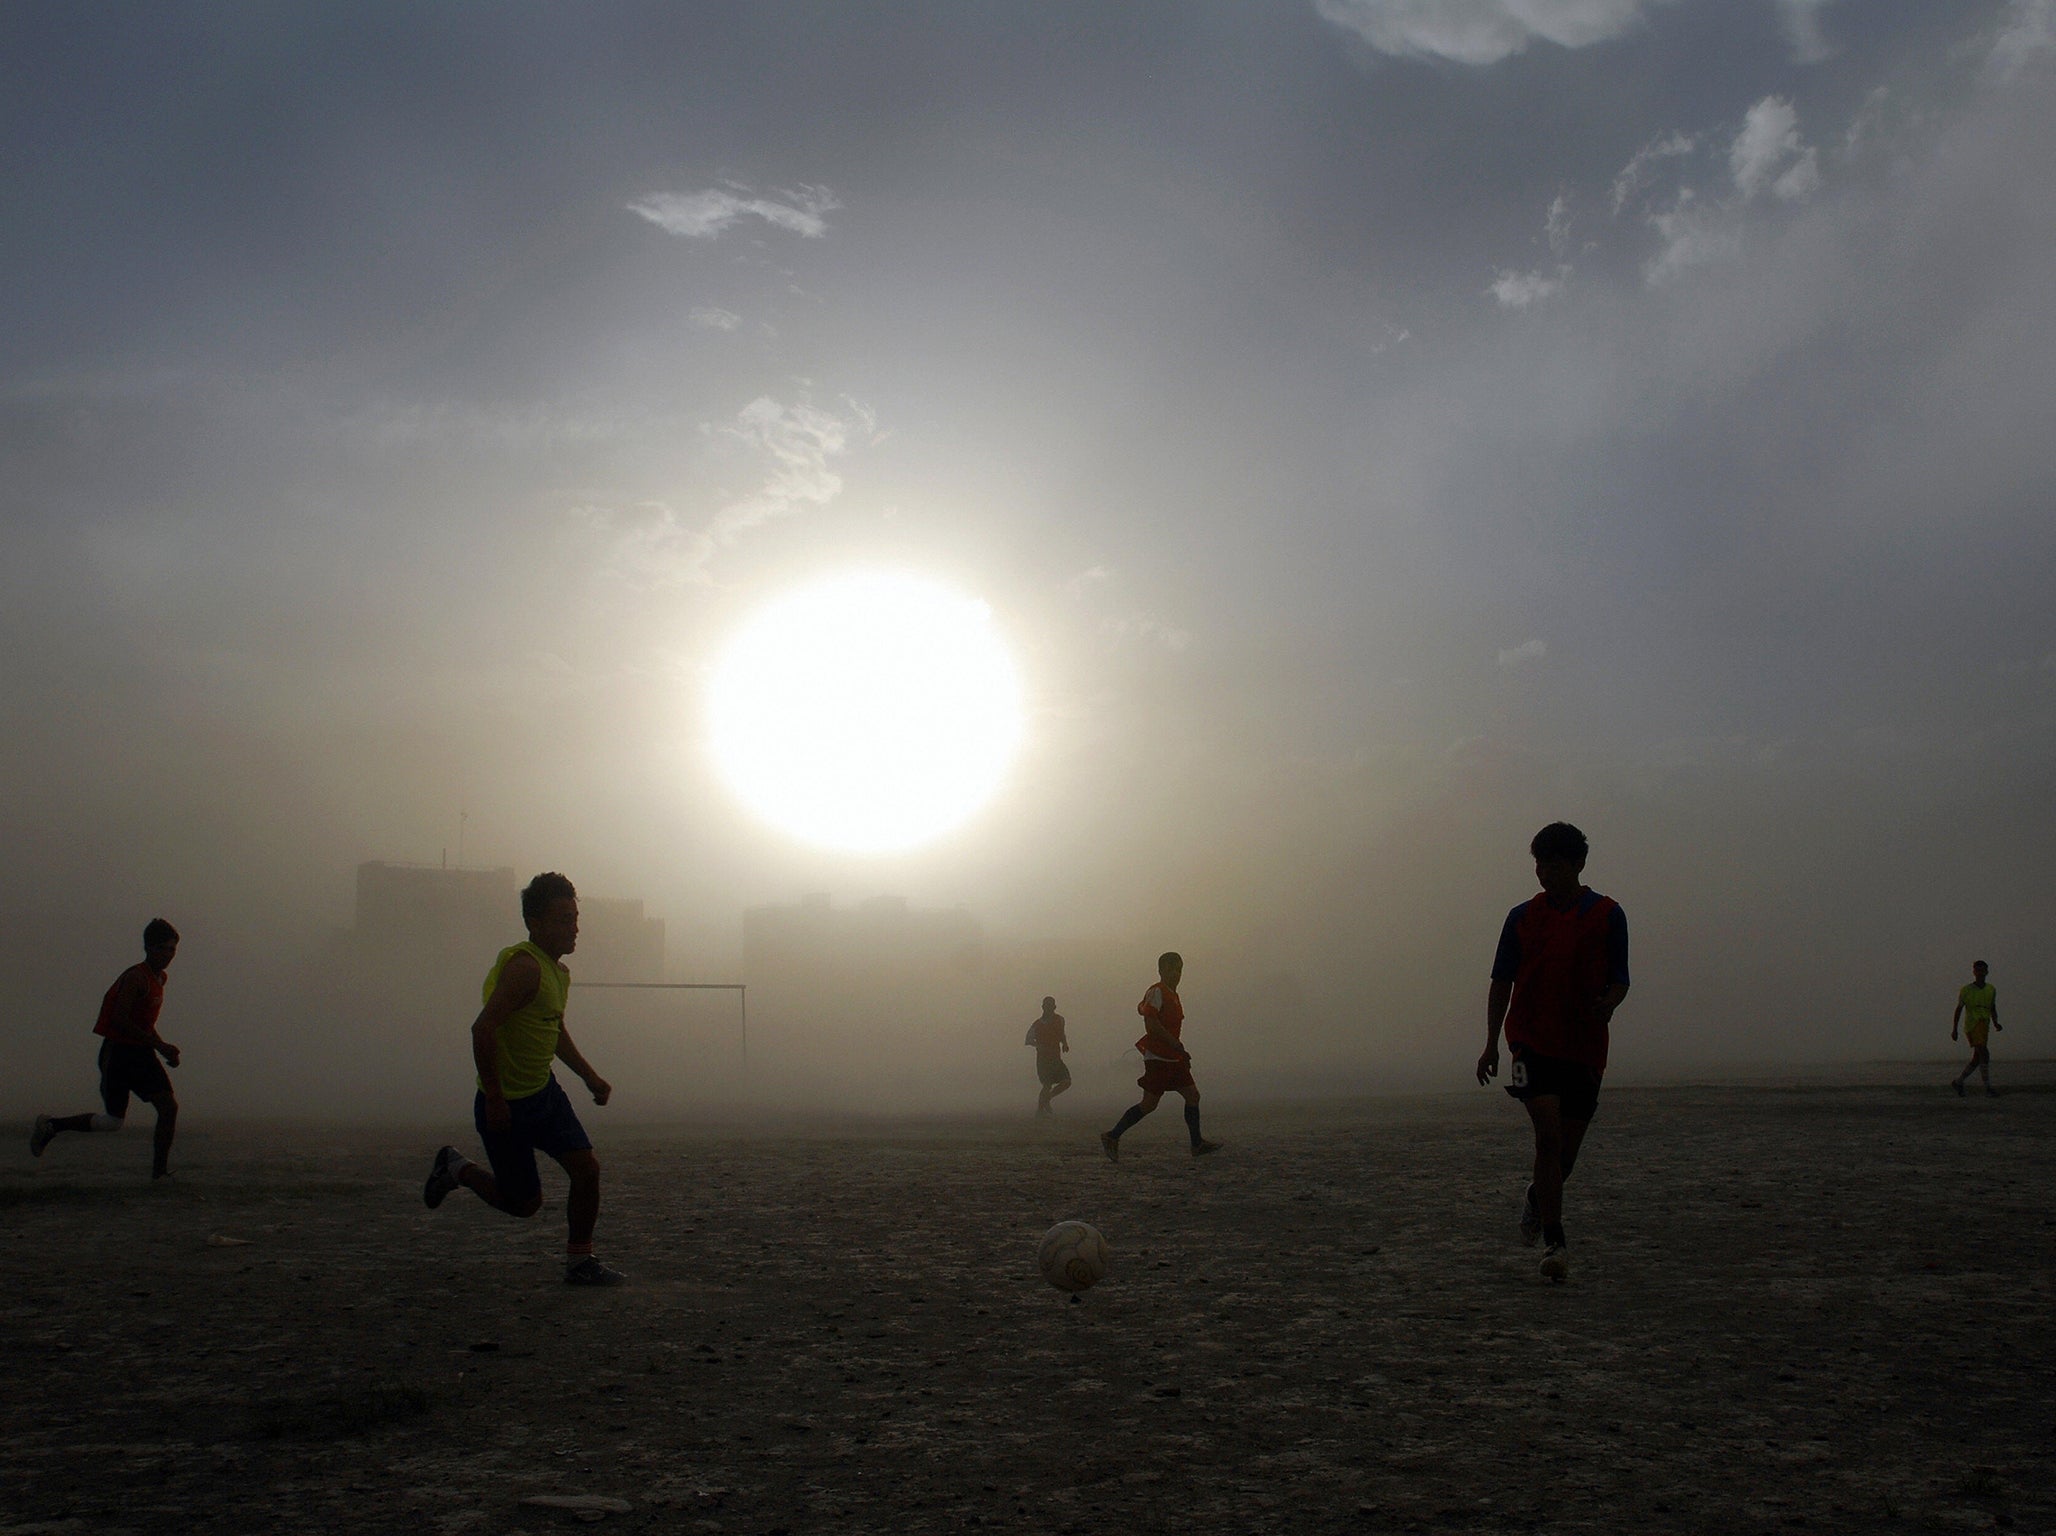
[707,571,1025,853]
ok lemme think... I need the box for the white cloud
[689,306,742,331]
[1488,268,1565,308]
[1989,0,2056,80]
[577,394,871,586]
[1064,566,1111,598]
[1731,96,1817,201]
[628,183,839,241]
[1610,131,1697,215]
[1106,614,1196,652]
[1545,192,1573,258]
[1644,192,1742,283]
[1496,637,1547,665]
[1312,0,1671,65]
[1774,0,1838,64]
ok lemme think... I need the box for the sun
[707,570,1026,853]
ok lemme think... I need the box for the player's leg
[1037,1081,1054,1116]
[1975,1043,1993,1093]
[429,1094,545,1217]
[1176,1081,1220,1155]
[551,1148,623,1284]
[142,1090,177,1179]
[1524,1094,1572,1278]
[1103,1089,1162,1159]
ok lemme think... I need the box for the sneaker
[1953,1080,1966,1097]
[30,1115,54,1158]
[1540,1240,1569,1283]
[565,1256,627,1287]
[1100,1131,1120,1163]
[423,1145,462,1209]
[1518,1185,1541,1246]
[1190,1139,1222,1157]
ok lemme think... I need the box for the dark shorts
[1504,1046,1602,1122]
[1138,1056,1197,1096]
[1036,1053,1072,1087]
[474,1077,592,1208]
[98,1039,172,1117]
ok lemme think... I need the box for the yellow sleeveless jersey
[1958,983,1996,1022]
[479,940,568,1098]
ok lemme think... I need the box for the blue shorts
[474,1076,592,1208]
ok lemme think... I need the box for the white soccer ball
[1037,1220,1110,1293]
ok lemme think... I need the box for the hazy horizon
[5,1,2053,1120]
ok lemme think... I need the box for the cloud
[1545,192,1573,258]
[1644,192,1742,283]
[1731,96,1818,201]
[576,394,871,587]
[1774,0,1838,64]
[1610,131,1697,215]
[1488,268,1565,307]
[1064,566,1112,598]
[1496,638,1547,665]
[628,183,839,241]
[1989,0,2056,80]
[689,306,742,331]
[1313,0,1672,65]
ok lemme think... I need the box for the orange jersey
[1135,983,1185,1059]
[93,963,165,1047]
[1030,1014,1067,1053]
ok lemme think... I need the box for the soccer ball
[1037,1220,1110,1293]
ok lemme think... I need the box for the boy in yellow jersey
[421,872,623,1285]
[1950,960,2001,1098]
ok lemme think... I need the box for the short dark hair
[1158,951,1183,974]
[1530,822,1589,863]
[143,918,179,948]
[1974,960,1988,970]
[521,872,578,927]
[1042,996,1056,1009]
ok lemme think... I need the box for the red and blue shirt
[1491,890,1628,1072]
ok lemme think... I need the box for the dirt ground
[4,1067,2053,1536]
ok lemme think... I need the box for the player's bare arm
[1478,977,1513,1084]
[472,952,541,1131]
[1588,980,1630,1028]
[554,1028,611,1104]
[1951,1000,1963,1041]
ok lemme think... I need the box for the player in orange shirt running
[1101,952,1221,1160]
[1026,996,1071,1116]
[31,919,184,1179]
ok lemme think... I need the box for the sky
[4,0,2054,1111]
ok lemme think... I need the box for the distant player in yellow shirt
[1950,960,2000,1098]
[421,872,623,1284]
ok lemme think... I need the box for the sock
[445,1151,473,1177]
[566,1242,594,1266]
[1543,1223,1566,1247]
[1108,1105,1147,1140]
[1184,1103,1204,1147]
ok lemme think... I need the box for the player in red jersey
[1026,996,1072,1116]
[31,919,184,1179]
[1101,951,1221,1160]
[1476,824,1629,1282]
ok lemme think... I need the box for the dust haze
[5,2,2054,1126]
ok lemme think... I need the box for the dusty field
[4,1069,2053,1536]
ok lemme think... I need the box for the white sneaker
[1540,1240,1569,1282]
